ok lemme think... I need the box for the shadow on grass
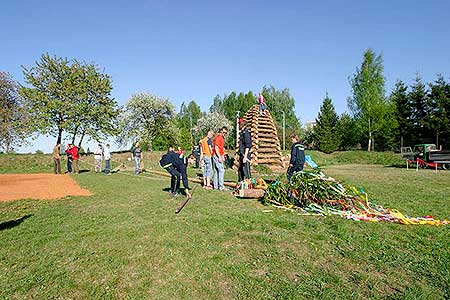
[0,214,33,231]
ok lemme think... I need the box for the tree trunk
[367,118,372,152]
[436,130,439,148]
[400,135,403,150]
[57,128,63,145]
[71,125,79,145]
[372,136,375,152]
[78,130,86,149]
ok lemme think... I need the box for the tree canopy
[0,72,28,152]
[20,54,119,147]
[118,92,177,150]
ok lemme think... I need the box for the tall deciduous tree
[313,94,340,153]
[192,112,232,144]
[20,54,118,147]
[261,85,301,147]
[348,49,388,151]
[0,72,28,152]
[117,92,176,150]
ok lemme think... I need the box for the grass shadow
[0,214,33,231]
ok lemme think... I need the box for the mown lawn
[0,155,449,299]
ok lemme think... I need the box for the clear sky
[2,0,450,153]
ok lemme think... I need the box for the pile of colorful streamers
[263,170,449,225]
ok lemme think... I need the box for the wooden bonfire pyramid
[235,105,283,168]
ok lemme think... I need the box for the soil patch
[0,173,92,202]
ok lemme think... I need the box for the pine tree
[409,75,429,143]
[390,80,413,148]
[314,94,340,153]
[427,75,450,147]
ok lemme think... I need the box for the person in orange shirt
[199,130,214,189]
[213,126,228,190]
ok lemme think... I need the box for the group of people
[198,118,253,191]
[93,143,112,174]
[51,142,112,175]
[52,143,80,174]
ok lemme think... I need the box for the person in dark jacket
[160,147,191,197]
[287,134,305,181]
[238,118,252,182]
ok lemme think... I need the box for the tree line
[0,54,299,153]
[311,49,450,153]
[2,51,449,154]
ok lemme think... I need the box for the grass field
[1,153,449,299]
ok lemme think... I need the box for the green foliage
[20,54,119,147]
[253,164,271,175]
[306,150,404,166]
[409,75,430,141]
[262,85,301,140]
[427,75,450,147]
[118,92,177,150]
[336,113,360,150]
[348,49,389,151]
[0,72,29,152]
[314,94,340,153]
[390,80,413,148]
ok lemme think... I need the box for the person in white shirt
[104,144,111,175]
[94,144,103,173]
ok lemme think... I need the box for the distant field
[0,153,449,299]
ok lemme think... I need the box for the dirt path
[0,173,92,202]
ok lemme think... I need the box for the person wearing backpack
[287,134,305,181]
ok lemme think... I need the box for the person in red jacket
[66,144,80,174]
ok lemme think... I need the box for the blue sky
[2,0,450,153]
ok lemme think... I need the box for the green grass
[1,154,449,299]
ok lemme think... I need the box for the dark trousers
[67,157,73,173]
[287,164,304,181]
[238,156,251,182]
[168,167,181,193]
[104,159,110,174]
[53,158,61,174]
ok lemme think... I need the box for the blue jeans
[213,155,224,189]
[104,159,111,174]
[134,156,141,174]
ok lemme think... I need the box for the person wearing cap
[213,126,228,190]
[238,118,252,181]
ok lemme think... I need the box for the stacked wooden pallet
[235,105,283,168]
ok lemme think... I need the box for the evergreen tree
[427,75,450,147]
[409,75,430,142]
[314,94,340,153]
[390,80,413,148]
[336,113,359,150]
